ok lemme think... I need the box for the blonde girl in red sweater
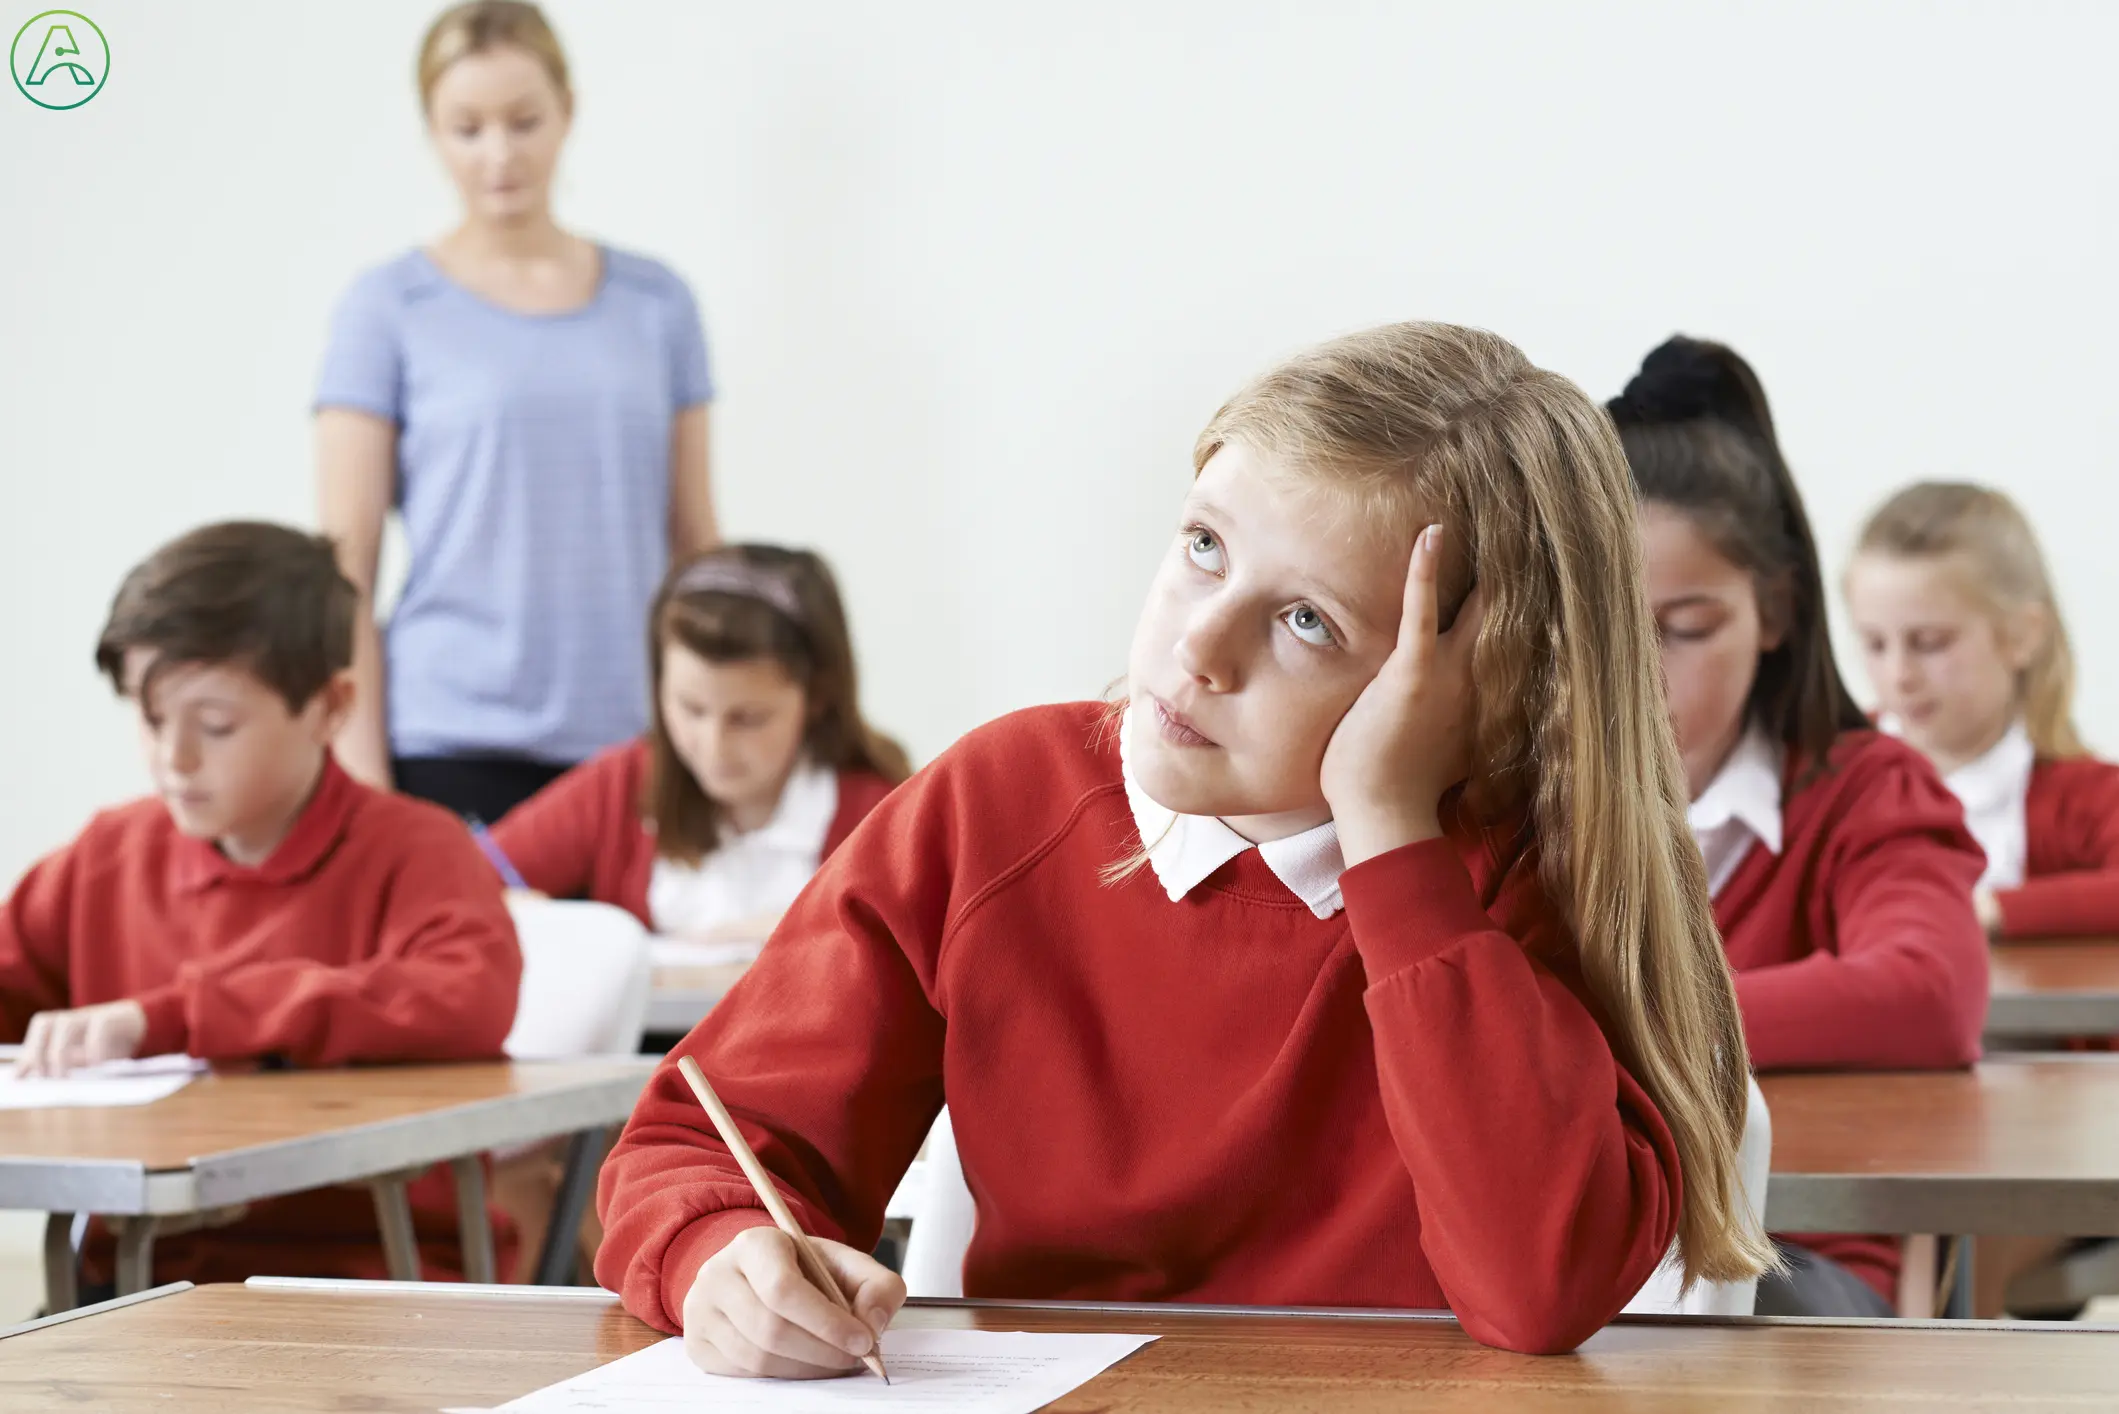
[1847,483,2119,941]
[597,323,1770,1369]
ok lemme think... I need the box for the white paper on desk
[649,936,765,968]
[0,1052,206,1109]
[454,1328,1156,1414]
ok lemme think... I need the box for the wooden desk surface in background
[1763,1056,2119,1234]
[1989,940,2119,1038]
[659,938,2119,1042]
[6,1282,2119,1413]
[0,1059,653,1215]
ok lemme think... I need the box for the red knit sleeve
[0,836,83,1042]
[1339,834,1680,1355]
[491,743,642,904]
[1735,740,1988,1070]
[594,756,956,1334]
[1995,758,2119,939]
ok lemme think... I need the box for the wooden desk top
[1763,1057,2119,1235]
[1989,941,2119,1037]
[0,1058,652,1216]
[6,1283,2119,1413]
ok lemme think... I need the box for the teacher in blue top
[314,0,718,822]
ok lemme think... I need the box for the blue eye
[1285,605,1336,647]
[1183,528,1225,574]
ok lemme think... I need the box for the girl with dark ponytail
[1613,336,1988,1319]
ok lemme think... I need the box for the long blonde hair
[1192,322,1769,1287]
[1854,482,2084,759]
[417,1,570,111]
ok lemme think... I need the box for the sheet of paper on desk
[0,1052,207,1109]
[649,936,765,967]
[448,1328,1156,1414]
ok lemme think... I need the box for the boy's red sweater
[0,755,523,1284]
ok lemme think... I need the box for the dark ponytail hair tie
[1608,335,1775,449]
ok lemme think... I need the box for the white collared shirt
[1119,706,1347,919]
[1687,726,1785,899]
[647,760,840,937]
[1937,720,2034,891]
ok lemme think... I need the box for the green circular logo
[11,10,108,109]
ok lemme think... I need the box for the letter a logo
[11,11,110,110]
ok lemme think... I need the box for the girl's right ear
[2001,601,2052,673]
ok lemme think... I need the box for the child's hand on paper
[14,1000,148,1077]
[683,1226,905,1379]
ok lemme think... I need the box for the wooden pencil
[674,1054,891,1383]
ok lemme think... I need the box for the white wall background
[1,0,2114,889]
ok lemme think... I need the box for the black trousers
[1753,1240,1896,1318]
[393,754,573,824]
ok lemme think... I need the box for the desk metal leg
[535,1127,608,1286]
[42,1212,78,1314]
[1945,1235,1976,1319]
[450,1154,498,1285]
[369,1172,423,1282]
[111,1217,159,1296]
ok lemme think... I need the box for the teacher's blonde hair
[417,1,570,111]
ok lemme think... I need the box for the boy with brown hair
[0,521,522,1282]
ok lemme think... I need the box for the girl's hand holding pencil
[675,1055,906,1381]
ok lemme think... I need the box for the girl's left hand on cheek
[1322,523,1485,866]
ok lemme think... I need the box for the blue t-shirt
[315,246,712,764]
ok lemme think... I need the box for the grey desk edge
[0,1063,654,1217]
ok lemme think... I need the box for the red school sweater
[1715,730,1988,1302]
[0,755,524,1286]
[594,702,1682,1356]
[489,739,897,929]
[1992,757,2119,939]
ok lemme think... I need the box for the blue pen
[468,818,530,891]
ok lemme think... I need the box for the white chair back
[1622,1073,1772,1316]
[894,1107,975,1298]
[502,899,653,1060]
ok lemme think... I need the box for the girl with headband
[490,545,909,946]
